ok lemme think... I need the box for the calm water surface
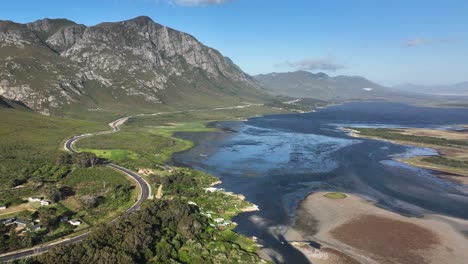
[173,102,468,263]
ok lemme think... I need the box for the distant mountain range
[0,16,266,118]
[253,71,409,101]
[394,82,468,96]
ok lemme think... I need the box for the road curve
[0,103,262,262]
[0,116,152,263]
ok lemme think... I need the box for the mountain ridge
[253,70,396,101]
[0,16,265,118]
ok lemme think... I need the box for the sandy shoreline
[284,192,468,264]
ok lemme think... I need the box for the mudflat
[285,192,468,264]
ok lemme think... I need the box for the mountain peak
[27,18,77,32]
[314,72,329,78]
[122,16,157,27]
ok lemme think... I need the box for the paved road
[0,116,151,263]
[0,103,261,262]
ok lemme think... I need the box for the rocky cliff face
[0,16,260,116]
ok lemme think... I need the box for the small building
[68,219,82,226]
[218,220,233,227]
[201,212,212,218]
[0,217,16,226]
[188,201,197,206]
[204,187,224,193]
[0,205,6,210]
[29,196,42,202]
[14,219,28,227]
[40,200,51,206]
[29,224,42,232]
[214,218,225,224]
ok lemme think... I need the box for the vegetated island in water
[344,126,468,185]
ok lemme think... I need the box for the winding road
[0,116,152,262]
[0,103,262,262]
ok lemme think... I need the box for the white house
[14,219,28,227]
[0,205,6,210]
[68,219,82,226]
[40,200,51,206]
[214,218,225,224]
[203,187,225,193]
[29,196,42,202]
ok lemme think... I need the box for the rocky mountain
[394,82,468,96]
[0,16,264,117]
[254,71,405,101]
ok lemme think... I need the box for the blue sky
[1,0,467,85]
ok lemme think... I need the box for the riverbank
[285,192,468,264]
[343,127,468,185]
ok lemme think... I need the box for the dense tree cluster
[151,171,198,197]
[38,199,260,264]
[56,152,100,168]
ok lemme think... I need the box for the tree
[80,194,98,209]
[38,208,58,228]
[8,178,25,188]
[44,187,62,203]
[72,152,99,168]
[56,152,72,165]
[8,229,20,250]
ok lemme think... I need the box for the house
[29,224,42,232]
[188,201,197,206]
[203,187,225,193]
[0,205,6,210]
[14,219,29,227]
[68,219,82,226]
[201,212,212,218]
[214,218,225,224]
[40,200,51,206]
[218,220,233,227]
[29,196,42,202]
[0,217,16,225]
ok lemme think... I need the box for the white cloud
[405,38,455,47]
[172,0,229,6]
[276,57,345,72]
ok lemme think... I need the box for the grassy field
[76,125,200,169]
[0,108,107,186]
[61,166,137,224]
